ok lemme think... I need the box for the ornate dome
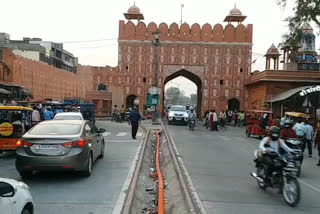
[127,4,140,14]
[229,5,242,16]
[265,44,280,56]
[301,22,313,30]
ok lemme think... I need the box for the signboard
[300,85,320,96]
[146,93,152,107]
[0,123,13,136]
[152,94,160,106]
[149,87,159,95]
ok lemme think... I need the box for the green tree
[165,87,184,105]
[190,93,197,106]
[278,0,320,52]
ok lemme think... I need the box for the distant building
[0,33,78,73]
[246,23,320,123]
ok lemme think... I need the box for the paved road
[166,123,320,214]
[0,121,144,214]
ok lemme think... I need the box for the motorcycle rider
[188,107,196,127]
[280,120,298,141]
[259,126,294,184]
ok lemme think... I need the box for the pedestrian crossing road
[102,131,143,138]
[95,120,144,143]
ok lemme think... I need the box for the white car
[53,112,84,120]
[168,105,189,125]
[0,177,34,214]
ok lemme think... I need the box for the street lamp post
[152,31,160,124]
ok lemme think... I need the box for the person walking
[209,110,214,131]
[213,110,218,131]
[219,110,227,129]
[120,105,126,122]
[315,124,320,166]
[231,111,236,127]
[293,119,306,142]
[239,111,245,127]
[128,107,141,139]
[44,107,54,120]
[304,120,314,157]
[31,106,41,126]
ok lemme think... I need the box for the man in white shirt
[31,106,41,126]
[304,120,314,157]
[213,110,218,131]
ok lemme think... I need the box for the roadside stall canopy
[266,86,311,103]
[285,112,310,118]
[247,110,272,113]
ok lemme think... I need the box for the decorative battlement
[119,21,252,43]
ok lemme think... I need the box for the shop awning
[266,86,310,103]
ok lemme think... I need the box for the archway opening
[163,69,202,117]
[126,94,138,110]
[228,98,240,112]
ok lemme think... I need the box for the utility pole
[180,4,184,25]
[152,31,160,124]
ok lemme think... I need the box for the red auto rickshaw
[246,110,274,139]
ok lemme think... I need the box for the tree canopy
[165,87,193,106]
[278,0,320,48]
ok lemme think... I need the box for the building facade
[0,33,78,73]
[90,5,253,116]
[246,23,320,116]
[0,49,85,101]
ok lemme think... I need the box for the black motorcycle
[285,138,304,177]
[189,119,195,131]
[250,147,301,207]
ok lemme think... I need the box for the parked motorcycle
[250,148,301,207]
[189,119,195,131]
[285,138,304,177]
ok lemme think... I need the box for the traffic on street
[0,119,143,214]
[166,121,320,214]
[2,1,320,214]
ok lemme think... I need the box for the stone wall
[0,49,85,101]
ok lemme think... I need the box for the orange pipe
[156,132,164,214]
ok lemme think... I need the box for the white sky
[2,0,319,96]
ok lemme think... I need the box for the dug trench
[128,130,190,213]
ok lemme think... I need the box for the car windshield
[54,115,82,120]
[170,106,186,112]
[28,123,82,135]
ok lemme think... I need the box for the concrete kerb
[112,129,150,214]
[161,120,208,214]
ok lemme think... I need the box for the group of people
[279,116,320,166]
[229,111,246,127]
[31,105,64,125]
[203,109,247,131]
[112,105,128,122]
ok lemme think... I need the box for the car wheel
[98,141,105,159]
[168,121,171,125]
[19,171,33,179]
[82,153,93,177]
[21,208,31,214]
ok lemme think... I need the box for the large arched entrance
[163,69,202,117]
[126,94,138,109]
[228,98,240,111]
